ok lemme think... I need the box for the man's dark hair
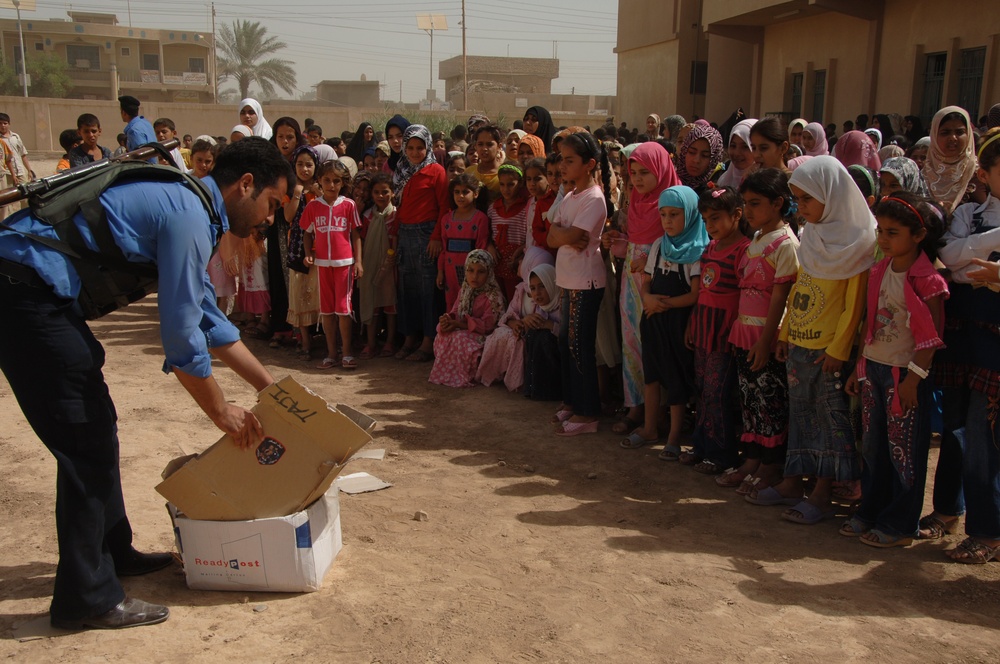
[77,113,100,129]
[307,124,323,135]
[450,124,467,140]
[58,128,81,152]
[0,112,9,123]
[212,137,293,195]
[304,117,314,128]
[118,95,140,119]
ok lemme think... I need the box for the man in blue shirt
[0,138,292,630]
[118,95,157,152]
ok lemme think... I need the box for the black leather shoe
[51,597,170,630]
[115,549,175,577]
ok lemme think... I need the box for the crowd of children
[41,95,1000,564]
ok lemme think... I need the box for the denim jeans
[962,389,1000,539]
[560,287,604,418]
[856,361,932,537]
[931,384,967,517]
[396,221,441,339]
[784,345,859,480]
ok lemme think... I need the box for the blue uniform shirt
[0,175,241,379]
[124,115,158,151]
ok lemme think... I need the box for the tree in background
[217,20,297,100]
[0,53,72,98]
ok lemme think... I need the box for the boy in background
[57,129,82,172]
[69,114,113,167]
[153,118,186,169]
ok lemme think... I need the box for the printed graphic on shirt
[786,272,826,342]
[872,298,901,344]
[701,264,717,288]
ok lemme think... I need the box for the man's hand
[213,404,265,450]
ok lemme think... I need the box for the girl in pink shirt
[548,132,615,436]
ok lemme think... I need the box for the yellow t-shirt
[466,164,501,204]
[779,269,867,361]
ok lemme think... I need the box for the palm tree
[217,20,297,100]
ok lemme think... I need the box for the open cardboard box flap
[155,377,376,521]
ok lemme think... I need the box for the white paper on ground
[333,471,392,494]
[350,448,386,461]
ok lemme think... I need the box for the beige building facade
[618,0,999,129]
[0,11,214,103]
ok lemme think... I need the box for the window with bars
[920,53,947,125]
[812,70,826,123]
[958,47,986,120]
[790,72,803,117]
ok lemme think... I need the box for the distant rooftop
[67,12,119,25]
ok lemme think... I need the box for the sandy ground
[0,160,999,662]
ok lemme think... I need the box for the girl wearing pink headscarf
[834,130,881,171]
[801,122,829,157]
[602,142,681,435]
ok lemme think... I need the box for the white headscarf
[313,144,337,164]
[238,98,272,139]
[864,128,882,150]
[789,156,876,281]
[230,124,252,139]
[923,105,977,214]
[529,263,560,314]
[518,246,555,316]
[717,118,757,188]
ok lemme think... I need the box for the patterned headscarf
[392,124,436,203]
[675,123,724,190]
[664,115,686,139]
[880,156,930,197]
[519,134,546,159]
[467,114,491,138]
[835,130,881,170]
[457,249,506,321]
[924,106,977,214]
[657,186,709,265]
[989,103,1000,130]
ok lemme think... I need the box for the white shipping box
[168,487,342,592]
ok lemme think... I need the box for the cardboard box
[168,487,342,592]
[156,377,376,521]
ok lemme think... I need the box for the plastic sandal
[744,486,801,506]
[917,514,955,540]
[714,469,745,488]
[316,357,336,370]
[620,431,659,449]
[379,345,397,358]
[839,516,871,538]
[658,444,681,461]
[555,420,599,437]
[358,346,375,360]
[860,529,913,548]
[342,356,358,370]
[781,501,836,525]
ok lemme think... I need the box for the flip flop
[342,356,358,370]
[379,345,397,358]
[316,357,337,370]
[735,475,761,496]
[744,486,801,506]
[658,444,682,461]
[405,349,434,362]
[781,501,836,525]
[860,529,913,548]
[620,430,659,449]
[678,451,702,466]
[394,345,417,360]
[693,460,724,475]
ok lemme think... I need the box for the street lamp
[416,13,447,103]
[9,0,33,97]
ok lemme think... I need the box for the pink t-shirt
[300,196,361,267]
[552,185,608,290]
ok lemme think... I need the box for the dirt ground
[1,160,999,662]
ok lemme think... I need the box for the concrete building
[439,55,559,107]
[314,77,380,108]
[616,0,1000,129]
[0,11,214,102]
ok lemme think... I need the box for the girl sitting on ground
[429,250,506,388]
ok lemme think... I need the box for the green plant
[217,20,296,100]
[26,52,73,98]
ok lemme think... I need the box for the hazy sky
[10,0,619,102]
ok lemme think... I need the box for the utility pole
[211,3,218,103]
[462,0,468,111]
[12,0,28,97]
[399,80,402,103]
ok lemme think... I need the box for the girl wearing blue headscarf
[634,185,709,460]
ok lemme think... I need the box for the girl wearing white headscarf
[753,156,874,524]
[230,124,252,142]
[477,247,557,392]
[923,106,978,214]
[238,98,272,139]
[717,118,757,188]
